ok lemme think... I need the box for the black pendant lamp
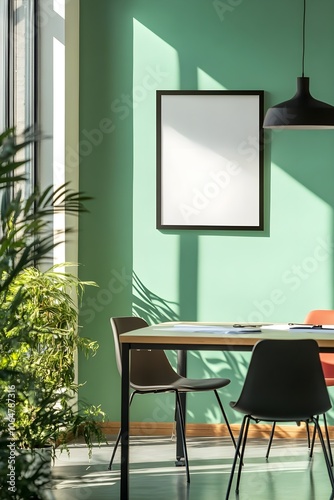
[263,0,334,130]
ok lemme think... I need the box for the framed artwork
[156,90,264,230]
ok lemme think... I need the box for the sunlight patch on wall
[270,162,333,236]
[197,67,227,90]
[197,162,333,323]
[133,19,179,96]
[132,19,180,300]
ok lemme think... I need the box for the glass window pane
[11,0,36,197]
[0,1,8,131]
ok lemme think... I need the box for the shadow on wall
[132,271,179,324]
[131,271,248,422]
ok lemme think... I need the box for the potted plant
[2,265,105,452]
[0,128,104,499]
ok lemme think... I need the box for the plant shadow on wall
[132,271,179,324]
[0,128,106,500]
[132,271,246,422]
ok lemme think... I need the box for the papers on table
[170,323,334,334]
[261,324,334,332]
[172,324,262,334]
[289,324,334,331]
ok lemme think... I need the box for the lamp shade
[263,77,334,130]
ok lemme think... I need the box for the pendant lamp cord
[302,0,306,76]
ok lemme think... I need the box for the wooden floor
[49,435,334,500]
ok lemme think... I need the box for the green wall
[77,0,334,424]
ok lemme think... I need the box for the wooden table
[119,322,334,499]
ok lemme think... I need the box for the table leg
[120,343,130,499]
[176,350,187,464]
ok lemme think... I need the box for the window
[1,0,80,266]
[0,1,8,132]
[1,0,37,198]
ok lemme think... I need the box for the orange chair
[304,310,334,386]
[304,310,334,464]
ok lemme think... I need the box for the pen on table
[288,323,323,329]
[233,324,262,328]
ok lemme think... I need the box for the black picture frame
[156,90,264,230]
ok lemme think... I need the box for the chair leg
[235,417,250,494]
[265,421,276,460]
[225,415,248,500]
[310,420,317,459]
[214,390,242,462]
[108,391,136,470]
[267,420,311,461]
[312,416,334,489]
[323,413,333,467]
[306,421,311,448]
[108,428,121,470]
[175,391,190,483]
[309,414,333,466]
[214,390,237,449]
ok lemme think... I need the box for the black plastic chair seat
[230,400,325,422]
[172,376,231,391]
[134,376,231,393]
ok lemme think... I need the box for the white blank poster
[157,91,264,230]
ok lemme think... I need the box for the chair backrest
[234,339,331,420]
[110,316,179,389]
[304,310,334,383]
[304,309,334,325]
[111,316,149,375]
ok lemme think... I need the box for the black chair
[225,339,334,500]
[108,316,237,482]
[266,310,334,465]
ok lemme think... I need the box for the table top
[119,322,334,349]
